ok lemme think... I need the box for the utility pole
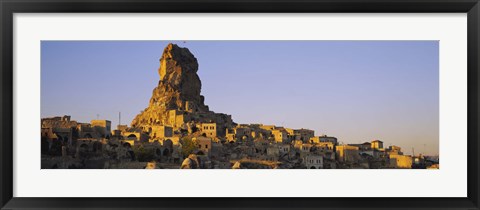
[412,147,415,157]
[119,112,121,126]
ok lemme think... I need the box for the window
[205,145,208,149]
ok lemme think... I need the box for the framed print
[1,0,479,209]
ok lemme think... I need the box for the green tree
[133,146,156,162]
[180,137,197,158]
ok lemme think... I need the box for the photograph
[2,0,477,208]
[40,40,440,169]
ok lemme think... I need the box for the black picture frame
[1,0,479,209]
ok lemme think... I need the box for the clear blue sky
[41,41,439,155]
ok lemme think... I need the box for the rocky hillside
[131,43,233,131]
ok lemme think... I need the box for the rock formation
[145,161,156,169]
[232,161,242,169]
[131,43,234,134]
[180,154,200,169]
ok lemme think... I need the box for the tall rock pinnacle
[158,43,203,105]
[131,43,232,131]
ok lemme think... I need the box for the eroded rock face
[232,161,242,169]
[131,43,233,132]
[145,161,156,169]
[180,154,200,169]
[157,43,208,111]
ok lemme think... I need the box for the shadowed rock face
[157,43,206,110]
[131,43,233,130]
[180,154,200,169]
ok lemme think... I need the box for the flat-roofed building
[389,154,413,169]
[272,129,289,143]
[148,125,173,141]
[91,120,112,138]
[193,136,212,156]
[371,140,384,150]
[305,155,323,169]
[294,129,315,142]
[198,122,217,138]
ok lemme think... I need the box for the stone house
[266,146,280,161]
[389,154,413,168]
[278,144,291,155]
[304,155,323,169]
[77,123,99,139]
[193,136,212,156]
[167,110,190,129]
[320,135,338,144]
[371,140,384,150]
[147,125,173,142]
[315,142,335,150]
[335,145,360,163]
[272,129,289,143]
[90,120,112,138]
[198,122,217,138]
[294,129,315,143]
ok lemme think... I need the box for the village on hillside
[41,44,439,169]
